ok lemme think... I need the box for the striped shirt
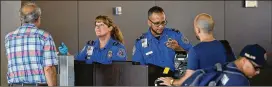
[5,23,58,84]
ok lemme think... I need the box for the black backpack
[219,40,236,62]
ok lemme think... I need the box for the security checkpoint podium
[57,53,186,86]
[74,61,148,86]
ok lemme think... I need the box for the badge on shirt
[117,48,126,58]
[108,50,113,58]
[166,38,173,47]
[182,35,190,44]
[87,46,94,56]
[168,38,173,41]
[145,51,153,56]
[132,45,136,56]
[141,38,148,48]
[86,46,93,60]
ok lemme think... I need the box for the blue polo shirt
[187,40,227,70]
[132,27,193,71]
[75,38,127,64]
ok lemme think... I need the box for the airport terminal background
[1,0,272,86]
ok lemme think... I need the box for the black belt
[9,83,48,86]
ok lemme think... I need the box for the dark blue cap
[239,44,267,66]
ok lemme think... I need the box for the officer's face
[148,13,166,35]
[243,59,261,78]
[95,22,111,37]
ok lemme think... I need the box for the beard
[150,27,163,35]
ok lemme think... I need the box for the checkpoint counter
[57,51,188,86]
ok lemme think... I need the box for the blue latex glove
[58,42,68,55]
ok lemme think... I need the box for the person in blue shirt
[218,44,267,86]
[75,15,127,64]
[132,6,193,86]
[159,13,228,86]
[132,6,193,72]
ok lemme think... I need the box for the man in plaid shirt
[4,2,58,86]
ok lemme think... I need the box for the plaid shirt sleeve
[43,34,58,67]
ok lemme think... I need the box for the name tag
[141,38,148,48]
[145,51,153,56]
[87,46,94,56]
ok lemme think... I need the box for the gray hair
[20,2,41,23]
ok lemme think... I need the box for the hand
[158,77,174,86]
[58,42,69,55]
[166,39,184,51]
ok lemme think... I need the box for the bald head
[20,2,41,24]
[194,13,214,34]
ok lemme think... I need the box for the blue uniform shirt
[187,40,227,70]
[219,62,250,86]
[75,38,127,64]
[132,27,193,71]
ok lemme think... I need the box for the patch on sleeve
[182,35,190,44]
[117,48,126,58]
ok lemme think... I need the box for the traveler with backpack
[182,44,267,86]
[158,13,229,86]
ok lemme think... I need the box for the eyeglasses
[249,60,262,71]
[148,18,167,27]
[95,24,106,29]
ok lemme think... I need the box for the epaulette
[87,40,95,45]
[136,33,146,41]
[170,28,180,33]
[113,41,121,46]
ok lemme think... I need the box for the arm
[166,33,193,52]
[132,41,145,65]
[159,48,198,86]
[176,48,199,85]
[112,44,127,61]
[43,35,58,86]
[176,33,193,52]
[44,66,57,86]
[172,70,194,86]
[75,44,88,61]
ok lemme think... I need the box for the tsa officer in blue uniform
[132,6,193,86]
[75,15,127,64]
[132,6,192,72]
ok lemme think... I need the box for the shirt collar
[21,23,36,28]
[147,27,167,40]
[94,37,115,50]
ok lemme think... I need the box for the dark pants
[147,64,174,86]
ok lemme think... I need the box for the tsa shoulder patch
[117,48,126,58]
[182,35,190,44]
